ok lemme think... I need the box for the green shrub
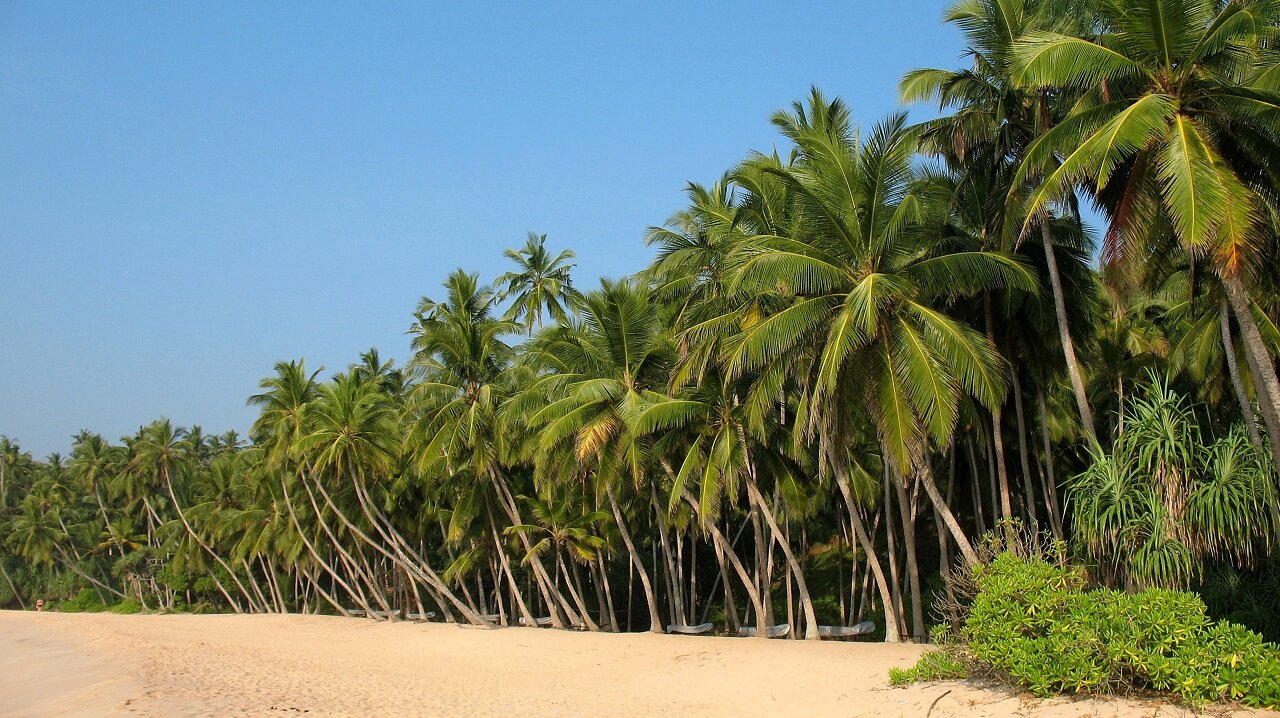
[108,599,142,614]
[891,553,1280,710]
[59,588,108,613]
[889,650,967,686]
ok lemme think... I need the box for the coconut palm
[495,232,582,335]
[714,90,1036,565]
[901,0,1099,441]
[1012,0,1280,465]
[522,277,677,632]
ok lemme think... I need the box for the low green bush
[108,598,143,614]
[891,553,1280,710]
[889,649,967,686]
[59,588,109,613]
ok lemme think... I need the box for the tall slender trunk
[882,468,904,640]
[489,510,535,626]
[491,474,575,628]
[890,469,925,641]
[161,466,252,612]
[649,483,686,625]
[913,447,977,565]
[984,294,1014,521]
[280,476,356,616]
[744,474,819,639]
[1221,297,1265,451]
[679,489,765,632]
[1225,278,1280,471]
[596,555,618,631]
[0,560,27,610]
[1036,390,1064,539]
[605,485,663,632]
[832,466,900,642]
[1011,369,1038,523]
[1041,215,1096,441]
[350,476,485,623]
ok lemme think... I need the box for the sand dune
[0,610,1264,717]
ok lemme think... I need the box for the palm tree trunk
[1221,297,1265,451]
[489,511,536,626]
[596,554,618,631]
[890,470,925,641]
[1041,215,1096,441]
[832,466,900,642]
[1011,369,1039,523]
[679,489,765,631]
[1224,276,1280,470]
[1036,389,1064,539]
[280,477,356,616]
[606,485,663,632]
[490,474,576,628]
[743,474,820,639]
[648,483,687,625]
[913,446,978,564]
[984,294,1014,521]
[161,467,253,613]
[0,560,27,610]
[556,550,599,630]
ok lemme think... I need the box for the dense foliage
[896,553,1280,709]
[2,5,1279,700]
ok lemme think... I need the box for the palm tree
[405,270,568,625]
[495,232,582,335]
[715,90,1036,568]
[522,277,676,633]
[900,0,1099,441]
[1013,0,1280,466]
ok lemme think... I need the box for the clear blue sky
[1,2,964,458]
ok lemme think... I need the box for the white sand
[0,610,1264,717]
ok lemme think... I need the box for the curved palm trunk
[743,473,819,640]
[913,446,977,565]
[1010,369,1039,523]
[832,468,900,643]
[889,472,925,642]
[1221,297,1266,451]
[606,484,663,633]
[1041,216,1096,442]
[298,475,384,615]
[490,473,578,628]
[280,477,357,616]
[489,515,536,626]
[161,466,253,613]
[648,483,687,625]
[555,549,600,630]
[984,294,1014,521]
[679,489,765,630]
[347,474,487,624]
[1224,276,1280,471]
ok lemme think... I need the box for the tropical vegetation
[2,2,1279,707]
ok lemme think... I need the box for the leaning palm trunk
[678,489,767,632]
[490,472,578,628]
[744,473,819,640]
[1040,216,1096,441]
[606,484,663,632]
[1221,297,1265,451]
[1226,276,1280,471]
[280,476,357,616]
[1010,370,1039,522]
[297,474,384,615]
[912,446,978,565]
[832,468,900,643]
[648,483,687,625]
[161,466,253,613]
[889,471,925,641]
[488,512,536,626]
[347,473,487,624]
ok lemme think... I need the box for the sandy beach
[0,610,1264,717]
